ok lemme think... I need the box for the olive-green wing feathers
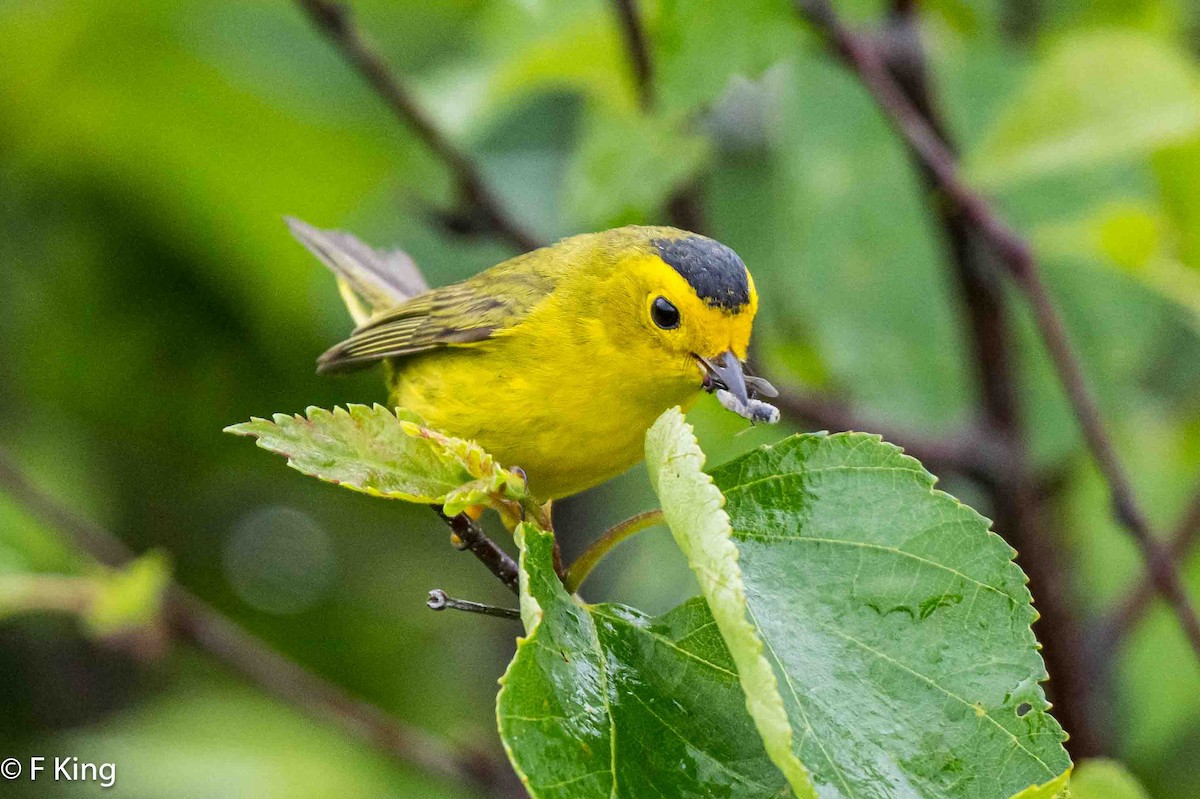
[288,220,561,374]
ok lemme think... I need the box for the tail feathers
[285,217,430,325]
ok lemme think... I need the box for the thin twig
[1103,488,1200,646]
[0,449,519,797]
[435,508,520,594]
[427,589,521,620]
[295,0,541,253]
[879,2,1103,756]
[609,0,654,109]
[606,0,709,233]
[792,0,1200,662]
[771,383,997,480]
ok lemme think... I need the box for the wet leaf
[646,408,1072,799]
[645,408,814,798]
[497,522,790,799]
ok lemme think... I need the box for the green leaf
[653,0,804,114]
[1153,136,1200,269]
[497,521,790,799]
[86,550,171,636]
[0,552,169,635]
[645,408,814,798]
[966,30,1200,187]
[563,107,710,228]
[646,408,1072,799]
[1069,760,1150,799]
[224,404,526,509]
[1031,200,1200,335]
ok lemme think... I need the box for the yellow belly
[388,343,700,500]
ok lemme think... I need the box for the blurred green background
[1,0,1199,796]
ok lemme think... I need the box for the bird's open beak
[697,351,750,404]
[697,352,781,425]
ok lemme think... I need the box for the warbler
[288,220,778,500]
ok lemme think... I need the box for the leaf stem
[564,510,665,594]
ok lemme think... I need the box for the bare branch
[435,508,520,594]
[295,0,542,253]
[609,0,654,109]
[427,588,521,620]
[1103,488,1200,646]
[771,383,998,480]
[878,3,1104,755]
[0,449,520,797]
[792,0,1200,662]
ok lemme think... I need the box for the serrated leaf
[1068,760,1150,799]
[966,30,1200,187]
[497,522,790,799]
[225,404,525,509]
[646,408,1072,799]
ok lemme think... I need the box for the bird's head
[596,227,774,418]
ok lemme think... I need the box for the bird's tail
[285,217,430,327]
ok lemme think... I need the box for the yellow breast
[390,322,702,500]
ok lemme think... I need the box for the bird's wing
[316,249,562,374]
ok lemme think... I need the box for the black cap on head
[653,236,750,311]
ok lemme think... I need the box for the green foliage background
[0,0,1198,796]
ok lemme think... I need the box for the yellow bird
[288,220,778,501]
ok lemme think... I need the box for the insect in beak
[696,352,781,425]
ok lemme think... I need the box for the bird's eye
[651,296,680,330]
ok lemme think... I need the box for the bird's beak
[698,351,750,405]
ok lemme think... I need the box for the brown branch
[0,449,520,797]
[879,3,1103,756]
[609,0,654,109]
[605,0,709,234]
[771,383,998,480]
[295,0,542,253]
[792,0,1200,662]
[435,509,519,594]
[1103,487,1200,646]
